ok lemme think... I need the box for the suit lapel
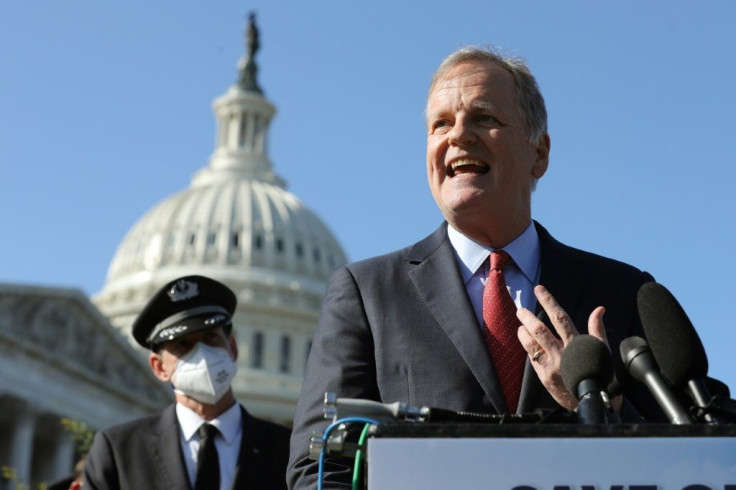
[517,309,558,412]
[145,405,192,490]
[535,222,586,325]
[231,407,260,489]
[146,405,266,490]
[407,224,508,413]
[518,222,587,412]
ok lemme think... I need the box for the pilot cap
[132,275,237,348]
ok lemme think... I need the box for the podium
[366,424,736,489]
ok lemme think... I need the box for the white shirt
[177,401,243,490]
[447,221,541,328]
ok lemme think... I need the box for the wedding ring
[531,347,545,362]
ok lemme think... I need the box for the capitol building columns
[0,399,77,487]
[3,400,36,485]
[0,284,172,486]
[47,428,76,488]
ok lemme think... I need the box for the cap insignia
[205,314,227,326]
[168,280,199,302]
[158,325,189,340]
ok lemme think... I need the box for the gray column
[50,429,75,484]
[8,407,36,487]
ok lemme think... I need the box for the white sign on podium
[367,436,736,489]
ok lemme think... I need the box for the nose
[448,118,476,146]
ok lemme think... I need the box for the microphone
[619,336,692,424]
[560,334,619,424]
[636,281,722,423]
[319,393,571,424]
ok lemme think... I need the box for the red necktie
[482,250,525,413]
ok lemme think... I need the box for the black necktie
[195,423,220,490]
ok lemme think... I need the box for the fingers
[587,306,609,348]
[515,286,608,412]
[517,318,543,360]
[517,286,607,361]
[516,307,577,411]
[516,307,558,358]
[533,285,579,344]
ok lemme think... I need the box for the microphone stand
[575,379,620,425]
[697,395,736,424]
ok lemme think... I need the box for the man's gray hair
[426,46,548,145]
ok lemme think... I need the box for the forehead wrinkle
[427,88,467,118]
[426,70,507,127]
[434,73,501,109]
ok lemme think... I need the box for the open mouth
[448,158,490,177]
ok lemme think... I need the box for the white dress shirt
[177,401,243,490]
[447,221,541,328]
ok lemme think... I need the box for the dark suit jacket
[287,221,665,489]
[85,404,290,490]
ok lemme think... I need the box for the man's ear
[149,351,170,382]
[228,332,239,361]
[532,133,550,179]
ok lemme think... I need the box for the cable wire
[351,423,373,490]
[317,417,379,490]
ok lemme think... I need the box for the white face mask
[170,342,237,405]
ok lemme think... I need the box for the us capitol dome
[93,15,347,423]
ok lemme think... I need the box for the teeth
[450,159,485,171]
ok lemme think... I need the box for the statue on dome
[247,12,259,61]
[239,11,263,94]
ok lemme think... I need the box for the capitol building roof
[93,15,346,422]
[100,21,345,300]
[101,143,345,297]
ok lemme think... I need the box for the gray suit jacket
[287,221,663,488]
[85,404,290,490]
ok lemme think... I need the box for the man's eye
[172,341,191,353]
[431,120,451,133]
[205,332,224,345]
[477,114,497,124]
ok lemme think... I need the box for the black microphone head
[619,335,652,380]
[560,334,614,398]
[637,281,708,385]
[619,335,649,360]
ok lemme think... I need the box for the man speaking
[287,46,672,488]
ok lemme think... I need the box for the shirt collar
[176,401,242,446]
[447,221,540,283]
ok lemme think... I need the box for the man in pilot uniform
[85,275,290,490]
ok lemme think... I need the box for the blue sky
[2,2,735,393]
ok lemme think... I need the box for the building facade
[0,284,170,487]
